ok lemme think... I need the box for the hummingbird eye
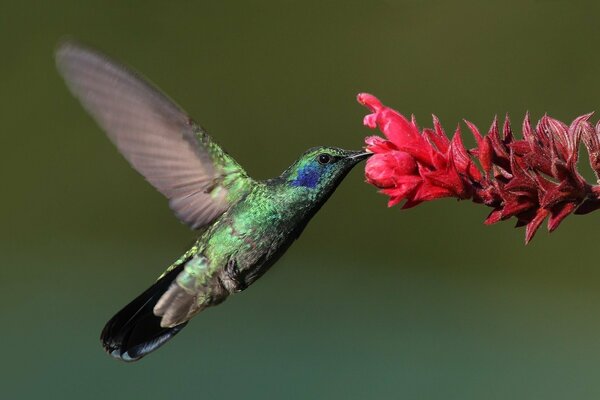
[317,153,332,165]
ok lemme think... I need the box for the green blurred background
[3,0,600,398]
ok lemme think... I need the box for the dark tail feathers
[100,265,188,362]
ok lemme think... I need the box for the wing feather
[55,42,249,228]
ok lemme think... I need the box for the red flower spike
[525,208,549,244]
[583,120,600,179]
[548,202,577,232]
[450,127,482,182]
[465,120,493,174]
[359,92,599,243]
[502,115,513,143]
[432,115,450,151]
[484,208,503,225]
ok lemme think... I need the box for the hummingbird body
[154,146,361,328]
[56,42,370,361]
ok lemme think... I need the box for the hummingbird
[55,42,371,362]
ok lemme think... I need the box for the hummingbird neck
[266,171,347,215]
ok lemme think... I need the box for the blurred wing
[56,41,251,229]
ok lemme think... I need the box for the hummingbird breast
[193,182,314,295]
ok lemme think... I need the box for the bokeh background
[4,1,600,399]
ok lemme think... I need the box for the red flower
[358,92,600,243]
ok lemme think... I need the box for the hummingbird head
[281,146,372,202]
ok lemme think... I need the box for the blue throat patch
[291,165,320,188]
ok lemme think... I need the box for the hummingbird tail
[100,265,188,362]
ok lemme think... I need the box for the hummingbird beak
[347,150,373,163]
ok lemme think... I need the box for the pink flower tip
[363,114,378,129]
[357,93,383,113]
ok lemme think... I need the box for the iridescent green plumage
[56,42,370,362]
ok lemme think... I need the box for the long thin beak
[347,151,373,162]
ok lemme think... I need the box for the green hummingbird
[55,42,371,362]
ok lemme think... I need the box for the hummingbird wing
[55,42,251,229]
